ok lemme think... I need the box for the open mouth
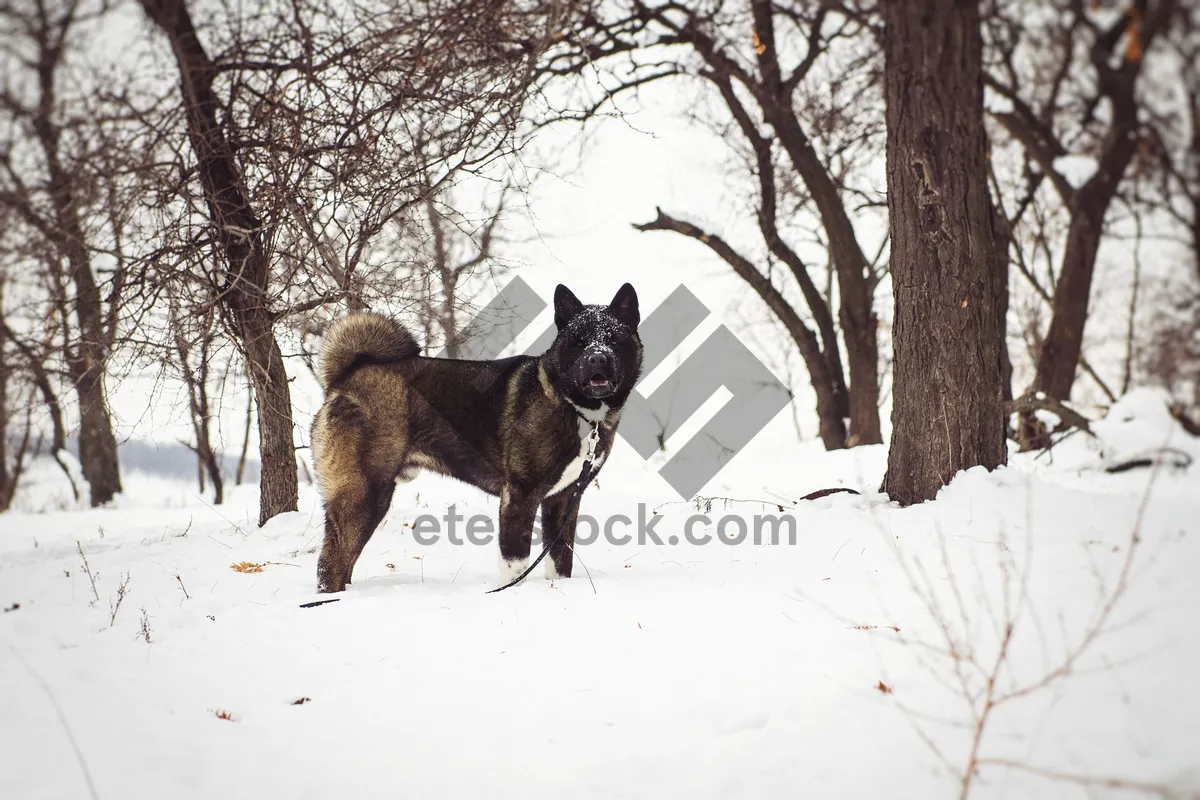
[583,372,616,398]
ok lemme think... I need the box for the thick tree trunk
[141,0,298,524]
[881,0,1007,506]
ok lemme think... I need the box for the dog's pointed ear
[608,283,639,329]
[554,284,584,329]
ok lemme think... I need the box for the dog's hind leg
[346,480,395,581]
[316,478,393,593]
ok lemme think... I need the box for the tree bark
[881,0,1007,505]
[990,197,1014,403]
[71,365,122,506]
[140,0,298,524]
[241,316,294,519]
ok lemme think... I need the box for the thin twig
[977,758,1177,796]
[76,542,99,603]
[108,573,130,628]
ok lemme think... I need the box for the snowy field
[2,389,1198,799]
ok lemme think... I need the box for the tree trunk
[140,0,297,524]
[30,38,123,506]
[242,315,296,521]
[881,0,1007,506]
[1025,0,1173,409]
[740,0,880,445]
[175,322,224,504]
[1033,208,1105,401]
[0,308,18,511]
[237,381,253,485]
[768,112,881,446]
[1,321,80,500]
[72,364,122,506]
[1023,199,1118,450]
[706,70,852,449]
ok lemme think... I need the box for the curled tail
[319,313,420,389]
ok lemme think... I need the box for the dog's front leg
[540,490,582,579]
[497,486,538,585]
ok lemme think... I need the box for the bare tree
[553,0,886,448]
[408,182,519,358]
[1135,2,1200,419]
[1149,0,1200,285]
[0,0,127,505]
[0,281,38,510]
[0,293,78,500]
[167,291,224,504]
[133,0,573,524]
[984,0,1178,446]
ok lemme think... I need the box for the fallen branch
[801,488,861,501]
[1004,394,1095,438]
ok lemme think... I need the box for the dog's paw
[498,556,530,587]
[544,559,563,580]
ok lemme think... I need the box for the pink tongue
[590,378,608,386]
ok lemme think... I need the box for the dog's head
[545,283,643,410]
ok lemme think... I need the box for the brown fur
[312,285,642,593]
[317,313,419,389]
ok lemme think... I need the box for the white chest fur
[546,416,605,497]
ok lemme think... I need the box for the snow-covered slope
[1,390,1198,799]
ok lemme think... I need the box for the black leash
[487,421,600,594]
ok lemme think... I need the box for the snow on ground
[2,389,1199,799]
